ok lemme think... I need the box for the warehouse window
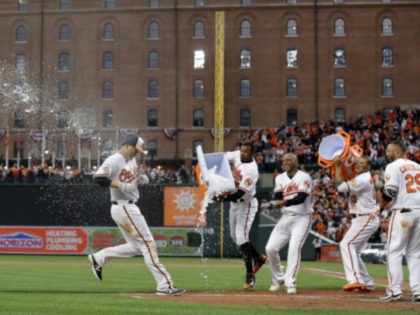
[286,49,298,68]
[193,80,204,98]
[240,49,251,68]
[335,108,346,122]
[287,108,298,126]
[105,0,116,9]
[334,18,345,35]
[240,80,251,97]
[193,20,205,38]
[382,18,393,35]
[147,140,158,157]
[14,110,25,129]
[193,109,204,127]
[16,25,27,42]
[240,109,251,127]
[148,51,159,69]
[286,19,297,36]
[382,48,393,67]
[58,81,69,100]
[59,0,70,10]
[148,21,160,39]
[59,24,71,41]
[148,109,158,127]
[240,20,251,37]
[334,49,346,67]
[103,51,114,69]
[59,52,70,71]
[58,111,69,129]
[103,81,113,99]
[148,80,159,98]
[16,54,25,74]
[103,23,115,40]
[287,79,298,97]
[334,79,345,97]
[150,0,159,8]
[382,78,393,96]
[103,110,113,128]
[194,50,205,69]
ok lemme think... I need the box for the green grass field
[0,255,414,315]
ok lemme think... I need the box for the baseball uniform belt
[351,213,369,219]
[400,208,412,213]
[112,200,134,205]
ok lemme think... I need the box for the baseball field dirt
[128,289,420,311]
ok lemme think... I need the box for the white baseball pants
[340,214,380,286]
[93,204,174,291]
[229,198,258,246]
[265,214,312,287]
[386,209,420,296]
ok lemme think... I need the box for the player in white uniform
[379,141,420,302]
[215,142,266,290]
[265,153,313,294]
[88,135,185,296]
[333,156,380,292]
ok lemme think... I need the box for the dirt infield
[127,290,420,311]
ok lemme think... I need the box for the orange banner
[0,226,88,254]
[164,187,206,227]
[320,245,343,262]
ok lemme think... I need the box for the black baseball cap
[123,135,145,154]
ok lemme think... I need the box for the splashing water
[197,166,234,226]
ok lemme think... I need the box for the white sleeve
[337,181,350,193]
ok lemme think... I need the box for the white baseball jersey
[337,171,380,287]
[337,171,378,215]
[93,152,176,292]
[266,169,313,289]
[384,158,420,210]
[383,157,420,297]
[274,170,313,215]
[225,150,258,201]
[96,152,139,201]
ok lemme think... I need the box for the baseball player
[265,153,313,294]
[379,141,420,302]
[333,156,380,292]
[88,135,185,296]
[214,141,266,290]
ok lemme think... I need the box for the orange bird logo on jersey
[119,168,138,183]
[283,182,299,197]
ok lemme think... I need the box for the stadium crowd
[1,107,418,245]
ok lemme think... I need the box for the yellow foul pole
[215,11,225,257]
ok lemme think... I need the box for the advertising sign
[89,227,202,256]
[0,226,88,254]
[163,187,206,227]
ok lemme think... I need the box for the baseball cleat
[379,290,402,302]
[286,284,297,294]
[342,282,366,291]
[244,273,256,290]
[269,280,284,292]
[411,294,420,302]
[88,254,102,281]
[252,255,267,274]
[156,287,186,296]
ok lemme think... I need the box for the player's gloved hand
[118,182,137,194]
[212,191,230,202]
